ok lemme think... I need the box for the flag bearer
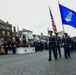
[55,33,61,58]
[62,33,71,59]
[48,30,57,61]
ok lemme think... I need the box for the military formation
[48,30,76,61]
[0,30,76,62]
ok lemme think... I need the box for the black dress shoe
[68,56,71,58]
[48,59,51,61]
[65,57,68,59]
[60,55,61,58]
[55,57,57,60]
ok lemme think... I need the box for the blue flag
[59,4,76,28]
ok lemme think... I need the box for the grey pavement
[0,48,76,75]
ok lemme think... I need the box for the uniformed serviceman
[62,33,71,59]
[48,30,57,61]
[55,33,61,58]
[70,38,74,53]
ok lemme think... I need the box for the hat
[64,33,68,35]
[48,30,53,33]
[64,33,67,34]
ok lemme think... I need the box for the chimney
[13,26,16,35]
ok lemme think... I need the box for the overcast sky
[0,0,76,36]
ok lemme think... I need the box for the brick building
[0,19,12,40]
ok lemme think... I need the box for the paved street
[0,48,76,75]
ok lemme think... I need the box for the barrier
[16,47,35,54]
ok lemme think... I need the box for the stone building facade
[0,20,12,40]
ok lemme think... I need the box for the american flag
[49,7,57,34]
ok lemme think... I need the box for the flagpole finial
[48,4,50,7]
[49,6,50,8]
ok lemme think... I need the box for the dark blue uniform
[73,40,76,52]
[62,34,71,59]
[55,35,61,58]
[48,35,57,61]
[70,38,74,53]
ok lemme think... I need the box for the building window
[7,27,9,30]
[0,25,2,28]
[2,26,5,29]
[0,31,1,35]
[7,32,10,36]
[2,31,5,35]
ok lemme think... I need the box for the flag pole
[58,1,65,34]
[47,27,49,35]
